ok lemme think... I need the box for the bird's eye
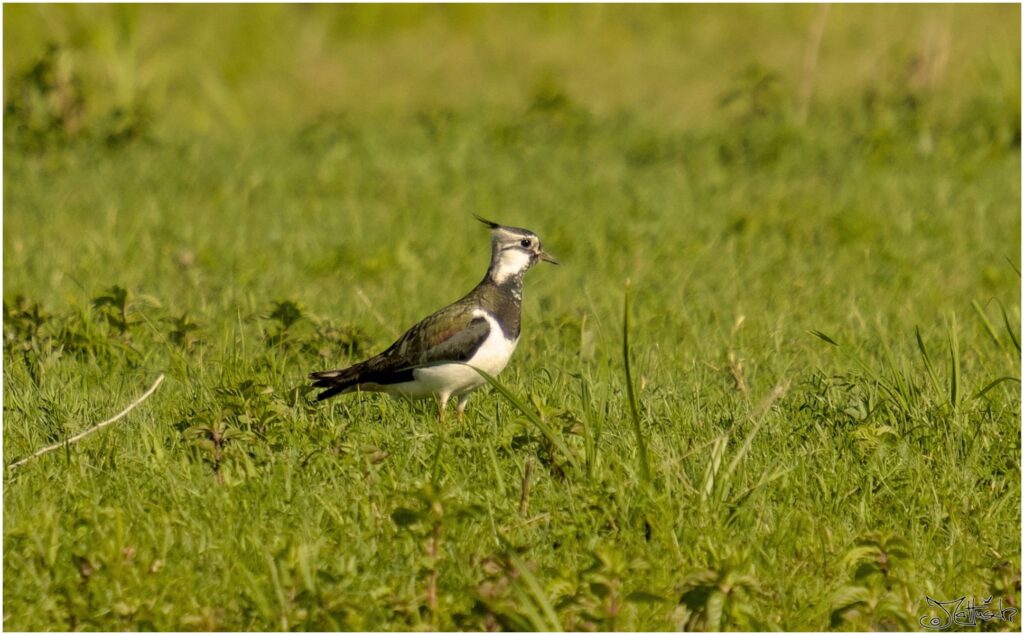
[520,239,532,248]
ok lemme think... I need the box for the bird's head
[474,214,558,284]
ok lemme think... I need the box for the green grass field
[3,5,1021,631]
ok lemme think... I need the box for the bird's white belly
[387,312,518,400]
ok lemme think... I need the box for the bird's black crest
[473,213,501,229]
[473,214,534,237]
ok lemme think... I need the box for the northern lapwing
[310,216,558,418]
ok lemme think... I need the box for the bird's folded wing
[391,307,491,367]
[310,305,491,394]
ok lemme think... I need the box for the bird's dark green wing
[387,303,491,367]
[310,301,492,399]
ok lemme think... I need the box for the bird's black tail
[309,365,363,401]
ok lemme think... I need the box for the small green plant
[471,552,563,632]
[675,563,766,631]
[183,412,258,484]
[310,321,367,360]
[163,313,202,352]
[92,286,133,335]
[559,546,665,630]
[4,42,151,150]
[830,532,919,631]
[3,295,49,351]
[268,299,304,331]
[391,480,482,628]
[180,380,292,483]
[3,44,85,147]
[262,299,305,348]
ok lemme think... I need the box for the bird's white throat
[490,248,531,284]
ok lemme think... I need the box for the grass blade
[730,466,793,509]
[915,326,943,398]
[701,434,728,503]
[623,281,651,485]
[723,381,790,483]
[947,313,960,409]
[1005,254,1021,278]
[472,367,577,469]
[509,554,563,631]
[808,329,839,346]
[578,374,598,478]
[974,376,1021,400]
[875,323,912,410]
[486,443,506,498]
[998,300,1020,354]
[971,300,1002,348]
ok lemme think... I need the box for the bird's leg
[455,394,471,421]
[437,393,450,422]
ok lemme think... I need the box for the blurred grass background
[3,4,1021,631]
[3,4,1020,137]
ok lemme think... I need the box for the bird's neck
[473,253,525,339]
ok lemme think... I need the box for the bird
[310,215,558,419]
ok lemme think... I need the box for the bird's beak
[539,249,560,265]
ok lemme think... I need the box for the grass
[3,4,1021,631]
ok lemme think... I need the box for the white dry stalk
[7,374,165,470]
[354,286,388,328]
[797,3,831,124]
